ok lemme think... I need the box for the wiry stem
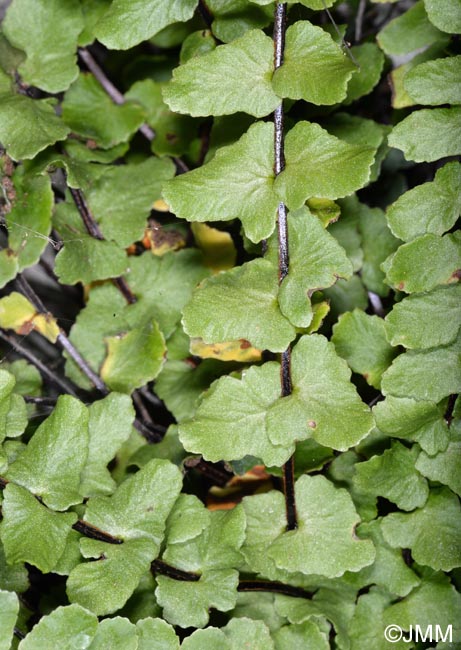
[273,2,297,531]
[238,579,313,599]
[0,329,79,397]
[9,277,165,442]
[72,520,123,545]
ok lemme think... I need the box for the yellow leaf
[190,337,262,362]
[391,66,415,109]
[33,313,60,343]
[153,198,170,212]
[0,292,59,342]
[191,222,236,272]
[307,300,330,334]
[307,198,340,227]
[144,220,186,256]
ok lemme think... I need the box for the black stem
[23,395,59,405]
[444,394,458,427]
[72,520,123,545]
[238,579,314,599]
[69,187,103,239]
[133,418,165,443]
[197,0,213,29]
[273,2,297,532]
[56,331,109,395]
[14,628,26,640]
[184,457,234,487]
[151,559,200,582]
[0,330,79,397]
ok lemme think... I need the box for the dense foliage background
[0,0,460,647]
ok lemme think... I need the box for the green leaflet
[267,335,374,451]
[266,475,375,578]
[163,122,278,243]
[79,393,135,498]
[0,589,18,650]
[155,359,236,422]
[404,55,461,105]
[101,321,166,393]
[182,258,296,352]
[3,169,53,279]
[3,0,84,93]
[347,589,392,650]
[269,207,353,328]
[350,200,400,297]
[383,233,461,293]
[79,458,182,543]
[78,0,112,46]
[377,1,446,55]
[5,395,88,511]
[179,361,291,466]
[327,451,377,521]
[182,619,274,650]
[83,157,175,247]
[416,434,461,497]
[66,251,208,389]
[68,538,155,616]
[344,43,384,104]
[206,0,273,43]
[156,507,245,627]
[94,0,198,50]
[180,335,373,464]
[332,310,397,389]
[324,113,388,184]
[385,161,461,241]
[54,234,128,285]
[272,21,356,105]
[164,494,209,546]
[0,251,17,290]
[353,442,429,511]
[0,93,70,161]
[0,370,27,444]
[373,395,449,455]
[125,80,197,157]
[275,121,376,210]
[381,334,461,403]
[62,74,146,150]
[356,521,420,598]
[381,488,461,571]
[385,285,461,349]
[424,0,461,33]
[388,107,461,162]
[273,621,330,650]
[180,30,217,64]
[0,541,29,593]
[163,29,280,117]
[0,483,77,573]
[382,574,461,644]
[88,618,137,650]
[136,618,179,650]
[18,604,98,650]
[67,459,182,614]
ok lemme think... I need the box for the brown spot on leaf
[397,282,405,291]
[166,132,178,143]
[86,139,98,149]
[17,320,35,336]
[240,339,252,349]
[450,269,461,281]
[308,420,317,429]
